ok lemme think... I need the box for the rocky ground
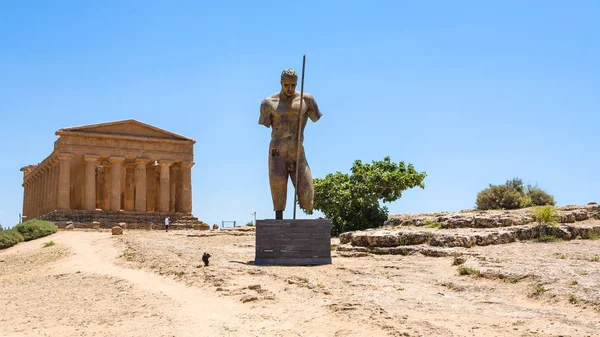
[1,205,599,336]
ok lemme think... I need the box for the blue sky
[1,1,598,228]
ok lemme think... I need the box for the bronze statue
[259,68,322,219]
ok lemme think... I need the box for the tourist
[165,216,170,232]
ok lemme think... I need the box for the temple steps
[38,209,208,230]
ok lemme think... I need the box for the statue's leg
[291,148,314,212]
[269,147,288,215]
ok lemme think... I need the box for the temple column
[95,167,102,209]
[124,163,135,211]
[102,163,111,210]
[30,180,35,217]
[175,166,183,212]
[158,160,172,212]
[146,164,156,212]
[22,182,29,219]
[30,179,35,217]
[180,161,194,215]
[52,161,59,211]
[35,173,42,216]
[110,157,124,211]
[169,166,177,212]
[135,159,149,212]
[57,153,72,210]
[42,167,48,214]
[30,176,35,218]
[83,155,99,211]
[46,165,52,212]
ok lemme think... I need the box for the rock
[339,251,370,257]
[119,222,127,229]
[453,256,467,265]
[111,226,123,235]
[588,202,598,205]
[92,221,100,229]
[240,295,258,303]
[212,224,219,230]
[146,223,153,230]
[194,223,210,230]
[247,285,262,292]
[65,224,74,230]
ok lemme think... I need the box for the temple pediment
[56,119,194,142]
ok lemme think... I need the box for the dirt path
[53,231,245,336]
[2,230,600,336]
[0,231,389,337]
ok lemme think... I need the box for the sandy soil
[1,229,599,337]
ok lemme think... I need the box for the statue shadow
[228,260,255,265]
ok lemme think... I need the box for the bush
[14,220,57,241]
[476,178,555,210]
[305,156,426,236]
[528,185,555,206]
[534,205,559,225]
[0,229,24,249]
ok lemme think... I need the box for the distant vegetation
[476,178,555,210]
[1,220,57,250]
[14,220,57,241]
[0,229,24,249]
[305,156,426,236]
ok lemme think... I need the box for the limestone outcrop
[384,204,599,229]
[338,204,600,256]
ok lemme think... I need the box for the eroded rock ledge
[338,203,600,254]
[384,204,599,229]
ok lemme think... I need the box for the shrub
[536,234,562,243]
[424,220,441,228]
[534,205,559,225]
[458,266,481,276]
[245,221,254,227]
[476,178,555,210]
[43,241,55,248]
[14,220,57,241]
[0,229,24,249]
[528,185,556,206]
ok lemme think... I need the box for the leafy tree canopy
[304,156,426,235]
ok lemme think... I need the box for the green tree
[304,156,426,236]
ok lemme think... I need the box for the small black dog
[202,252,211,267]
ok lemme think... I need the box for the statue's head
[280,68,298,97]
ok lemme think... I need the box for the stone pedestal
[254,219,332,266]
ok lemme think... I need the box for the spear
[293,54,306,220]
